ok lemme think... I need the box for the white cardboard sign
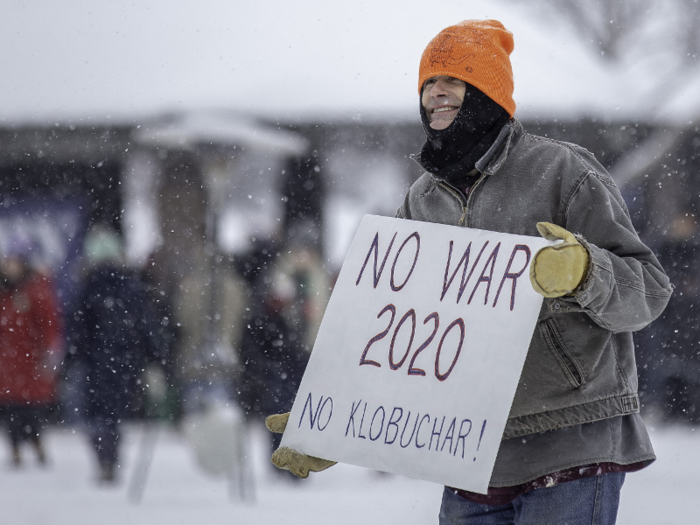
[281,215,554,493]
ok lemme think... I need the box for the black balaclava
[419,82,510,182]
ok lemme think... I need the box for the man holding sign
[267,20,671,525]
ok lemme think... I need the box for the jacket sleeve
[564,167,672,333]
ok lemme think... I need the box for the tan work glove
[265,413,337,478]
[530,222,590,298]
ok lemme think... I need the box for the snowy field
[1,419,698,525]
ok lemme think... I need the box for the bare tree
[509,0,700,105]
[679,0,700,64]
[554,0,651,61]
[511,0,653,61]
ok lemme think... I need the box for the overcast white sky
[0,0,684,124]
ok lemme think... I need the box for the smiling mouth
[432,106,458,114]
[430,106,459,120]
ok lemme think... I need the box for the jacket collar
[478,118,523,176]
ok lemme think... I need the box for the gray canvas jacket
[397,119,672,439]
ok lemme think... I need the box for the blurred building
[0,111,680,294]
[2,96,699,424]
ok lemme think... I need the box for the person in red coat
[0,242,63,467]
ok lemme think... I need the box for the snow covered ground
[1,419,698,525]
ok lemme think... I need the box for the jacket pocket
[540,318,586,388]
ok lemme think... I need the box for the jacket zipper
[437,172,488,227]
[464,173,487,227]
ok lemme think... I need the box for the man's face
[421,75,467,130]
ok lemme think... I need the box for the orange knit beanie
[418,20,516,117]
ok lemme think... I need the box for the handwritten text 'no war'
[353,230,532,381]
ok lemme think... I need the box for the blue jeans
[439,473,625,525]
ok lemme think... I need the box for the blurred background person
[0,236,63,467]
[67,225,167,483]
[237,236,329,461]
[171,250,249,416]
[140,247,179,421]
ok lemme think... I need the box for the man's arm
[563,169,672,333]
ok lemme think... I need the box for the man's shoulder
[513,128,613,183]
[407,171,435,193]
[397,172,435,208]
[519,129,594,160]
[396,172,437,220]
